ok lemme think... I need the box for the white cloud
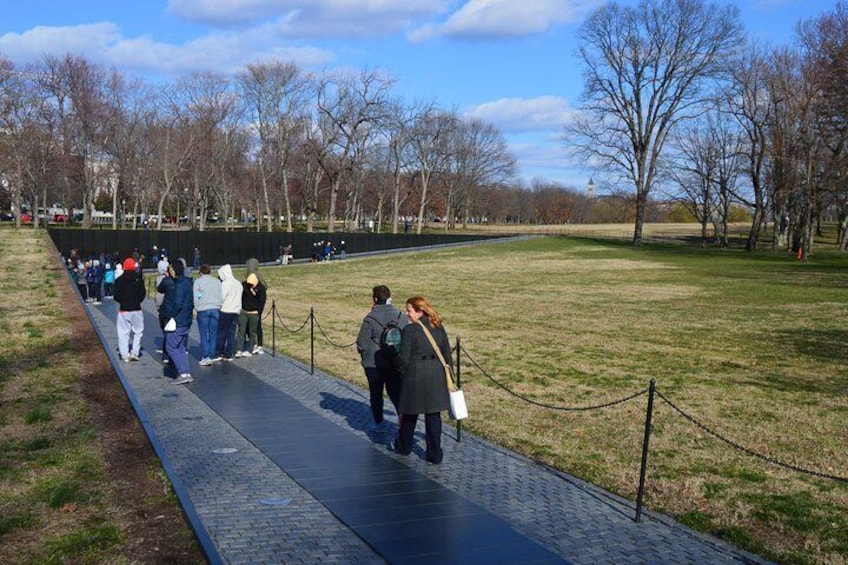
[465,96,576,134]
[0,23,122,62]
[411,0,599,41]
[0,22,334,76]
[168,0,447,38]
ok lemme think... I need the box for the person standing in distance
[215,264,243,362]
[113,257,146,362]
[356,285,408,432]
[194,264,222,366]
[159,259,194,384]
[393,296,451,464]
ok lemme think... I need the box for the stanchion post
[635,378,656,523]
[456,336,462,443]
[271,300,276,358]
[310,306,315,375]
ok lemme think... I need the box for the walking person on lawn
[113,257,146,363]
[194,264,222,366]
[356,284,407,432]
[159,259,194,384]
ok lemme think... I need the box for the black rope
[460,344,648,411]
[313,314,357,348]
[274,308,310,333]
[655,390,848,482]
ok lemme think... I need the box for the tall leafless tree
[570,0,743,245]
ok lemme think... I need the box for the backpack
[370,312,403,357]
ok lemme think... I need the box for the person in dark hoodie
[113,257,146,362]
[244,258,267,354]
[235,273,266,358]
[158,259,194,384]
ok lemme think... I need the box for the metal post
[635,378,656,523]
[271,300,276,358]
[456,336,462,442]
[310,306,315,375]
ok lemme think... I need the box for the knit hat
[122,258,136,271]
[246,274,259,286]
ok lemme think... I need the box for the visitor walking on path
[356,285,407,432]
[113,257,146,362]
[393,296,452,465]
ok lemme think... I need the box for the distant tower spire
[587,177,596,199]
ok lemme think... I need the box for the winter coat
[356,303,408,369]
[218,264,243,314]
[159,274,193,328]
[395,317,452,415]
[240,280,266,314]
[113,270,146,312]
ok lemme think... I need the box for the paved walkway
[83,298,769,564]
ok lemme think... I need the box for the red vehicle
[20,213,32,223]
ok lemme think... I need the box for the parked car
[0,212,13,222]
[20,213,32,223]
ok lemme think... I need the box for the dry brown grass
[0,228,201,564]
[257,235,847,565]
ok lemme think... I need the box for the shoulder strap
[415,320,456,391]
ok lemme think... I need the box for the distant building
[587,178,596,199]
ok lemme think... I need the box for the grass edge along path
[0,228,204,564]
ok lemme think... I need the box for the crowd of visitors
[67,247,452,463]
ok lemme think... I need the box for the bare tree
[37,54,113,229]
[449,117,516,230]
[315,68,394,233]
[408,108,456,234]
[238,60,312,233]
[570,0,743,245]
[797,2,848,251]
[726,42,773,251]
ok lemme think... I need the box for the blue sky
[0,0,834,192]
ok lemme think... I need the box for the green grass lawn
[256,236,847,564]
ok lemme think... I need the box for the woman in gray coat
[393,296,451,464]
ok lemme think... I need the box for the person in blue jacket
[158,258,194,384]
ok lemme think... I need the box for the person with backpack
[356,285,408,432]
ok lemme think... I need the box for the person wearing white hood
[215,264,243,362]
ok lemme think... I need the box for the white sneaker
[253,346,264,355]
[234,351,244,358]
[241,350,253,358]
[129,353,140,362]
[199,358,213,366]
[173,374,193,385]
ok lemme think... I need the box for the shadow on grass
[774,329,848,364]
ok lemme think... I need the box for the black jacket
[395,317,452,415]
[114,271,146,311]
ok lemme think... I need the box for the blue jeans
[216,312,239,359]
[196,309,220,360]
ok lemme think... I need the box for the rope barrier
[312,314,357,348]
[274,308,311,334]
[460,344,648,411]
[655,390,848,482]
